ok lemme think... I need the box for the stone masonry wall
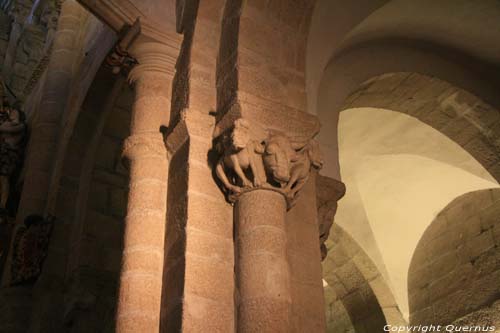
[323,224,393,333]
[344,73,500,181]
[409,188,500,325]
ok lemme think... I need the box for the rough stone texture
[236,189,290,333]
[287,173,327,332]
[409,188,500,326]
[451,299,500,332]
[344,72,500,181]
[117,62,173,331]
[323,224,406,332]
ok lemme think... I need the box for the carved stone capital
[127,40,178,84]
[316,175,346,260]
[122,133,167,162]
[213,118,323,209]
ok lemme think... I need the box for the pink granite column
[235,189,291,333]
[117,41,176,333]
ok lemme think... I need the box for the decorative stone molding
[316,175,346,260]
[3,0,64,99]
[76,0,182,51]
[127,40,178,84]
[214,117,323,208]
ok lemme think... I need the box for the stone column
[235,189,291,333]
[16,0,83,222]
[213,117,324,332]
[117,40,176,333]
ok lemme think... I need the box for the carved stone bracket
[214,117,323,209]
[316,175,346,260]
[105,18,141,76]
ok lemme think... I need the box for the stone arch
[51,66,134,331]
[323,224,406,332]
[318,71,500,182]
[340,72,500,181]
[408,188,500,326]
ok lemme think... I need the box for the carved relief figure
[261,133,298,188]
[283,139,323,199]
[214,118,324,206]
[215,118,267,196]
[0,102,26,210]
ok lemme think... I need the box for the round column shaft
[116,41,176,333]
[235,189,291,333]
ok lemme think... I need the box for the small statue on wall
[0,96,27,212]
[214,117,323,208]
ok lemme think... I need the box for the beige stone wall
[409,188,500,325]
[344,72,500,181]
[323,224,401,332]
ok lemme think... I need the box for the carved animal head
[307,140,323,169]
[263,134,298,185]
[231,118,251,150]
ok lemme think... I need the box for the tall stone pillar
[213,114,324,332]
[117,40,176,333]
[16,0,84,222]
[235,189,290,333]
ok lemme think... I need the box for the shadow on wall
[409,188,500,326]
[323,224,406,333]
[55,70,134,332]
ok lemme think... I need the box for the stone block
[185,226,233,263]
[342,290,369,321]
[430,251,459,275]
[335,261,365,294]
[369,276,397,308]
[352,253,379,281]
[238,253,289,300]
[480,202,500,230]
[466,230,495,260]
[182,293,234,332]
[288,250,322,285]
[464,137,500,168]
[184,254,234,302]
[186,192,232,239]
[290,282,325,331]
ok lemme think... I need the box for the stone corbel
[316,175,346,260]
[105,18,141,76]
[213,114,323,208]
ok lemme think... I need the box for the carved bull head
[263,134,298,186]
